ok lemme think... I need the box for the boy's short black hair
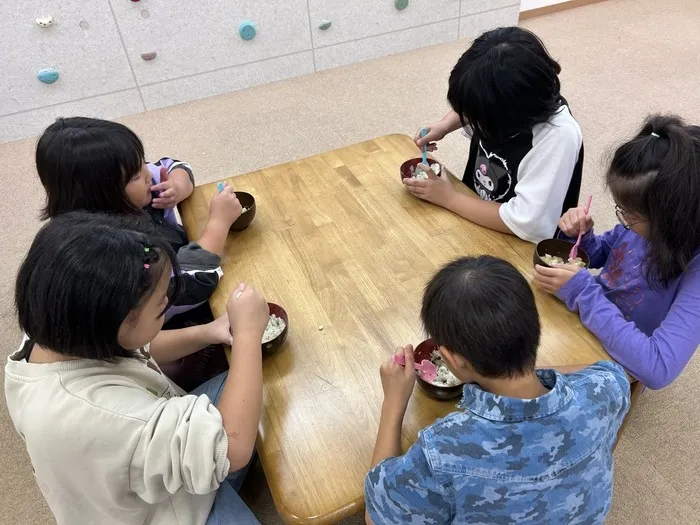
[447,26,562,143]
[421,256,540,378]
[36,117,145,219]
[16,212,181,360]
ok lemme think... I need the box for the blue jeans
[191,372,260,524]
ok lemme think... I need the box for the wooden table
[180,134,611,524]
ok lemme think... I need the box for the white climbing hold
[36,16,53,28]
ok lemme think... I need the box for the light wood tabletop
[179,134,611,524]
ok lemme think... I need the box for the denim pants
[191,372,260,524]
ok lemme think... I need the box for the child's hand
[380,345,416,412]
[206,313,233,346]
[151,166,182,209]
[226,283,269,342]
[534,263,585,294]
[209,182,243,228]
[403,163,454,207]
[414,122,448,152]
[559,205,594,237]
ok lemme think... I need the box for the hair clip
[144,264,150,269]
[650,132,660,138]
[144,247,150,253]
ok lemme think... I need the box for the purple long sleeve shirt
[557,225,700,389]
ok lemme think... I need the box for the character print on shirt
[139,347,162,374]
[473,143,513,201]
[600,242,644,318]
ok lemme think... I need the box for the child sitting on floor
[409,27,583,242]
[365,256,630,524]
[5,212,267,525]
[534,114,700,389]
[36,117,242,320]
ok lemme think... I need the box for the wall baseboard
[519,0,608,20]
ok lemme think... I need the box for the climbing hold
[131,0,140,3]
[238,21,256,41]
[79,20,90,30]
[37,68,59,84]
[141,9,150,19]
[318,20,332,31]
[394,0,409,11]
[140,51,157,61]
[36,16,53,28]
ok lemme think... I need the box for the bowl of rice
[533,238,590,269]
[400,158,442,182]
[262,303,288,354]
[414,339,464,400]
[230,192,256,231]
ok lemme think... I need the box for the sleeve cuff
[555,269,594,305]
[168,161,195,185]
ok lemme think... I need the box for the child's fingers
[402,344,415,374]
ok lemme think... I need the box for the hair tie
[650,132,660,138]
[143,264,150,269]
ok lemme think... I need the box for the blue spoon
[420,127,428,164]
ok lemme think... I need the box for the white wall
[1,1,520,143]
[520,0,569,10]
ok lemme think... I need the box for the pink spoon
[569,195,593,262]
[393,353,437,383]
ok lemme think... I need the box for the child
[365,256,630,524]
[408,27,583,243]
[534,114,700,390]
[36,117,242,319]
[5,212,268,525]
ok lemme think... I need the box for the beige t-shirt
[4,340,230,525]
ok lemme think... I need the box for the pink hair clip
[144,264,150,269]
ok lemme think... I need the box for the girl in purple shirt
[534,114,700,389]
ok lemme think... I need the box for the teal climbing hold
[37,68,59,84]
[394,0,409,10]
[239,21,256,41]
[318,20,332,31]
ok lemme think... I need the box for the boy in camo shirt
[365,256,630,524]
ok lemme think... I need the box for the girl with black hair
[5,212,268,524]
[409,26,583,243]
[534,114,700,390]
[36,117,243,319]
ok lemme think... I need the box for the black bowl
[534,238,590,269]
[414,339,464,400]
[400,157,441,181]
[230,192,256,231]
[262,303,288,355]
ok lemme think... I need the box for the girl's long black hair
[607,114,700,287]
[16,212,181,360]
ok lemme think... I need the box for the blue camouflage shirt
[365,361,631,524]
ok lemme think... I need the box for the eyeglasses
[615,205,645,230]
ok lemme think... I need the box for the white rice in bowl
[409,162,441,180]
[429,350,462,387]
[262,314,286,344]
[541,253,586,267]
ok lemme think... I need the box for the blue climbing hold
[239,21,256,41]
[37,68,59,84]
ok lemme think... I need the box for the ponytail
[607,114,700,287]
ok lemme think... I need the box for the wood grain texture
[179,134,611,524]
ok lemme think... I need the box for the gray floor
[1,0,699,523]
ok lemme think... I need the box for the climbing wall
[0,0,520,143]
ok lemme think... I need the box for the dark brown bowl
[414,338,464,400]
[230,192,256,231]
[534,238,590,269]
[262,302,288,355]
[400,157,441,182]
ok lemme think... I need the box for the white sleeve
[499,118,582,243]
[129,394,230,502]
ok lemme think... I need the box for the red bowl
[414,339,464,400]
[262,303,288,354]
[400,157,441,182]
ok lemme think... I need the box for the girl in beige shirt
[5,212,268,525]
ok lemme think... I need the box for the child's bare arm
[195,182,242,257]
[168,168,194,202]
[215,283,268,472]
[149,314,232,364]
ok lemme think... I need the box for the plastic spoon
[569,195,593,262]
[393,353,437,383]
[420,127,428,164]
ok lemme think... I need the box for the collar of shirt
[457,369,573,423]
